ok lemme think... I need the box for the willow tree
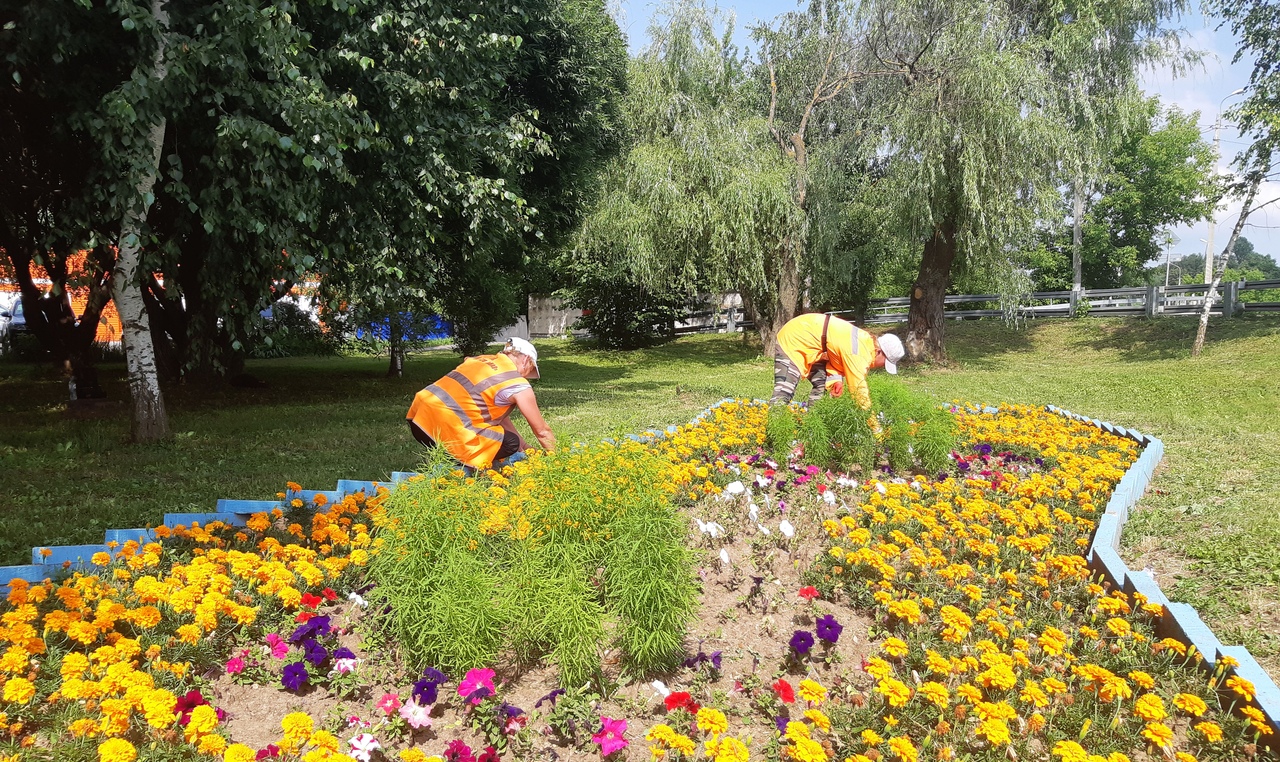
[573,1,803,353]
[865,0,1063,360]
[863,0,1189,360]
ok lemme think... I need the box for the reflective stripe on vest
[441,369,524,423]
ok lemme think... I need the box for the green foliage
[800,394,878,473]
[249,302,341,359]
[563,259,688,349]
[368,440,699,686]
[767,380,957,474]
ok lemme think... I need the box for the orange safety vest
[406,354,529,468]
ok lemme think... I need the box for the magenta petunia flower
[376,693,402,716]
[225,656,245,675]
[593,717,628,757]
[458,668,496,705]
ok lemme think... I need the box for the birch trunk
[112,0,171,442]
[1071,180,1085,312]
[1192,175,1261,357]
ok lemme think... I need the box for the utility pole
[1204,89,1247,284]
[1164,233,1180,288]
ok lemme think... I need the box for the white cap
[876,333,904,374]
[505,337,540,378]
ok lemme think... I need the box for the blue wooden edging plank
[163,512,247,528]
[0,564,60,583]
[104,528,157,546]
[216,499,280,514]
[1123,570,1171,609]
[31,544,108,566]
[336,479,380,497]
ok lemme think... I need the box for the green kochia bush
[765,378,957,473]
[367,444,698,688]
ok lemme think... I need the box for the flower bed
[0,400,1276,762]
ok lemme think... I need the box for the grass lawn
[2,315,1278,676]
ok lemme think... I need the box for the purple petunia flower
[789,630,815,655]
[412,678,439,705]
[303,639,329,666]
[535,688,565,709]
[422,667,447,684]
[775,715,790,733]
[815,614,843,644]
[709,650,722,671]
[501,702,525,718]
[282,662,309,691]
[289,615,332,643]
[466,685,493,703]
[332,647,356,661]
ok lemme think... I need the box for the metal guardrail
[827,279,1280,324]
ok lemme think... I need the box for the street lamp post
[1204,88,1248,284]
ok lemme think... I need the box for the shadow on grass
[1064,314,1280,363]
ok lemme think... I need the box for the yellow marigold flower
[225,744,257,762]
[398,752,428,762]
[696,707,728,736]
[1127,671,1154,690]
[797,679,827,704]
[1174,754,1197,762]
[1050,741,1087,762]
[2,677,34,703]
[1225,675,1255,702]
[864,657,893,681]
[875,677,912,707]
[186,704,220,736]
[1140,722,1173,748]
[91,552,112,566]
[1193,721,1223,742]
[176,623,202,645]
[1133,694,1166,722]
[786,737,827,762]
[804,709,831,733]
[713,736,749,762]
[1172,693,1207,717]
[1105,618,1131,637]
[98,738,137,762]
[309,730,340,751]
[1038,627,1068,656]
[785,721,811,742]
[197,735,227,756]
[918,681,949,709]
[1157,637,1187,656]
[861,729,883,746]
[925,650,950,675]
[886,736,918,762]
[975,718,1010,746]
[882,637,908,658]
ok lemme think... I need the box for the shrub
[765,378,957,474]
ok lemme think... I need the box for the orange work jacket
[406,354,529,468]
[776,313,877,409]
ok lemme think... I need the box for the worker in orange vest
[771,314,904,408]
[406,337,556,469]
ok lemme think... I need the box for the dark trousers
[408,421,521,463]
[770,349,827,405]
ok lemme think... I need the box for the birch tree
[106,0,170,441]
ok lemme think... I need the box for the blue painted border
[1043,404,1280,742]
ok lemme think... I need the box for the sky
[613,0,1279,265]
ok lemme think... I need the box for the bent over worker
[406,337,556,469]
[770,313,905,409]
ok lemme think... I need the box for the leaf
[122,17,135,31]
[279,136,293,150]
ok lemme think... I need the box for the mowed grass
[2,316,1278,675]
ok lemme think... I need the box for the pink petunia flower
[265,633,290,659]
[225,656,245,675]
[458,668,497,705]
[593,717,628,757]
[376,693,402,716]
[399,698,433,729]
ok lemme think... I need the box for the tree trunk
[112,0,171,442]
[387,313,405,377]
[1071,180,1085,312]
[1193,175,1261,357]
[905,218,958,362]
